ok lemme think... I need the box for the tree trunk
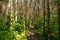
[47,0,51,40]
[58,2,60,38]
[43,0,46,39]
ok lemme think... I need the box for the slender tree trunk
[15,0,18,22]
[58,2,60,38]
[43,0,46,39]
[6,0,11,30]
[36,0,40,19]
[0,3,2,19]
[47,0,51,40]
[20,0,22,21]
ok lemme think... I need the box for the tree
[58,0,60,39]
[43,0,46,39]
[47,0,51,40]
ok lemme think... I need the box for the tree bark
[43,0,46,39]
[47,0,51,40]
[58,2,60,38]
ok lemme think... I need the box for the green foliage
[55,0,60,4]
[0,14,59,40]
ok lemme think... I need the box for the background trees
[0,0,60,40]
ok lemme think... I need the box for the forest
[0,0,60,40]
